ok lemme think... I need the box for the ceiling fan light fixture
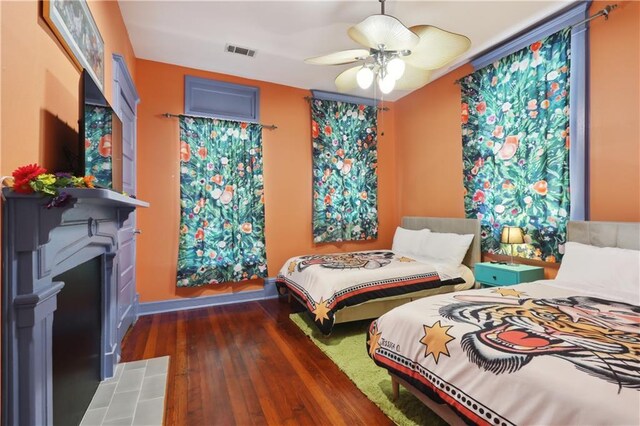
[356,66,374,89]
[378,73,395,94]
[306,0,471,96]
[387,57,405,80]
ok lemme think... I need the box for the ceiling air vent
[225,44,256,58]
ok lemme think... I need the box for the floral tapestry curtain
[84,105,112,187]
[177,116,267,287]
[461,29,571,262]
[311,99,378,243]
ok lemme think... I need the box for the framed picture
[43,0,104,92]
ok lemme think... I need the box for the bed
[276,217,480,334]
[367,221,640,425]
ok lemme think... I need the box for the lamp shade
[378,73,396,94]
[356,66,374,89]
[501,226,524,244]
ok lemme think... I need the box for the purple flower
[46,192,71,209]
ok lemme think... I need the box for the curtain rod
[303,96,390,111]
[162,113,277,130]
[453,4,618,86]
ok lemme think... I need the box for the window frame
[185,75,260,122]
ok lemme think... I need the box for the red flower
[197,146,208,160]
[472,190,485,203]
[497,135,519,160]
[530,41,542,52]
[311,120,319,139]
[180,141,191,162]
[324,125,332,136]
[12,163,47,193]
[98,135,112,158]
[461,103,469,124]
[475,102,487,114]
[533,180,548,195]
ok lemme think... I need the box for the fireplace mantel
[2,188,148,426]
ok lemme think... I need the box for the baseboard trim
[138,277,280,316]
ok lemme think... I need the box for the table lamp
[501,226,524,265]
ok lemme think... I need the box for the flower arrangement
[4,163,95,208]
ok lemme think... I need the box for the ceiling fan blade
[305,49,371,65]
[348,15,419,51]
[404,25,471,70]
[394,64,432,90]
[334,66,361,92]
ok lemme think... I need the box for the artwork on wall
[43,0,104,91]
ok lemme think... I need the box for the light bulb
[387,57,405,80]
[378,73,395,94]
[356,66,374,89]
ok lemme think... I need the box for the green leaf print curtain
[85,105,113,187]
[177,116,267,287]
[311,99,378,243]
[461,29,571,262]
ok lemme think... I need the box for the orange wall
[588,0,640,221]
[396,1,640,223]
[0,0,136,175]
[395,64,473,219]
[135,59,398,302]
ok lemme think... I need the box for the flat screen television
[78,70,123,191]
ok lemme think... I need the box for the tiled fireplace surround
[2,188,148,425]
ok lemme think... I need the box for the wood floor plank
[120,298,393,425]
[209,305,265,425]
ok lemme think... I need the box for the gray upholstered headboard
[567,221,640,250]
[401,216,481,269]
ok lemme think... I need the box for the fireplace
[52,256,102,426]
[1,188,148,426]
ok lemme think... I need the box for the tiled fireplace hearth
[2,188,148,425]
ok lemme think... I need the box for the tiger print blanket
[276,250,464,334]
[368,281,640,425]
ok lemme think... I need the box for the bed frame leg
[391,375,399,401]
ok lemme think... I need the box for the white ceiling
[119,0,573,101]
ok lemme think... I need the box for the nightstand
[475,262,544,287]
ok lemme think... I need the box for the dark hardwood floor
[121,297,394,425]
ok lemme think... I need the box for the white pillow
[418,232,475,266]
[392,227,430,256]
[555,242,640,303]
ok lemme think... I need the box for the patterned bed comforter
[367,281,640,425]
[276,250,464,334]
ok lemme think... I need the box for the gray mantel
[1,188,148,426]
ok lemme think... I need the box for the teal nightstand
[475,262,544,287]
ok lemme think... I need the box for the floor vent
[225,44,257,58]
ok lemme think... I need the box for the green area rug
[289,313,447,426]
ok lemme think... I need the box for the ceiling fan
[305,0,471,95]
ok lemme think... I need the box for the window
[185,75,260,122]
[310,91,379,242]
[470,2,589,220]
[461,2,589,262]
